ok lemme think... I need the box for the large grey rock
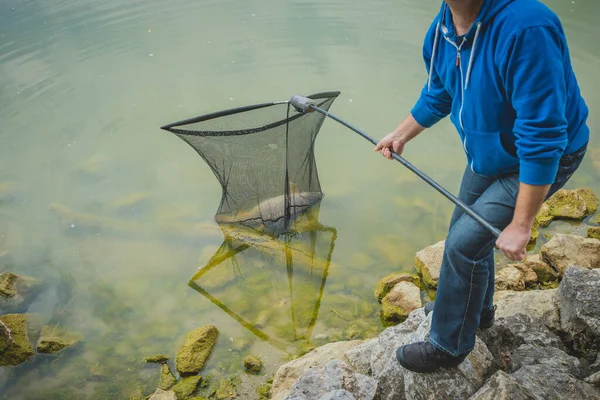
[558,266,600,357]
[345,338,378,375]
[493,289,560,332]
[512,365,600,399]
[508,344,584,378]
[272,341,363,400]
[318,390,356,400]
[584,371,600,388]
[285,360,376,400]
[467,370,535,400]
[541,234,600,274]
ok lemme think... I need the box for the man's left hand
[496,222,531,261]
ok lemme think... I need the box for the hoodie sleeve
[504,26,569,186]
[410,22,453,128]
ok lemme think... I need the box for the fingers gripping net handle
[288,95,502,238]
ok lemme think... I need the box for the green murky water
[0,0,598,398]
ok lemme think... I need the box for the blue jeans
[429,144,588,357]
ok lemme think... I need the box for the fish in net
[161,91,340,236]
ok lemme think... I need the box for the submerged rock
[176,325,219,375]
[381,281,421,324]
[149,389,177,400]
[172,376,202,399]
[0,272,41,312]
[0,314,34,366]
[244,355,262,374]
[36,325,81,354]
[541,234,600,274]
[545,189,588,220]
[159,364,177,390]
[145,354,170,364]
[414,240,444,288]
[576,188,599,215]
[558,266,600,357]
[215,378,236,399]
[374,273,422,302]
[284,360,376,400]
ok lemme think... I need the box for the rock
[495,267,526,291]
[374,273,422,302]
[0,314,34,366]
[593,213,600,224]
[36,325,81,354]
[508,344,584,378]
[0,272,41,312]
[272,340,363,400]
[149,389,177,400]
[467,370,535,400]
[172,375,202,399]
[536,203,554,228]
[545,189,588,220]
[493,289,561,332]
[345,338,378,376]
[215,378,236,399]
[592,355,600,374]
[380,281,422,324]
[244,355,262,374]
[512,365,600,399]
[540,234,600,274]
[576,188,599,215]
[319,389,356,400]
[584,372,600,388]
[558,266,600,357]
[414,240,444,288]
[285,360,376,400]
[511,263,540,287]
[520,255,560,284]
[175,325,219,375]
[588,227,600,241]
[145,354,170,364]
[159,364,177,390]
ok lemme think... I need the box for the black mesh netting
[161,91,340,235]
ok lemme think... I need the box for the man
[374,0,589,373]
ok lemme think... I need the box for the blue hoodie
[411,0,590,185]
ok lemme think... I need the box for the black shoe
[396,341,467,373]
[424,302,497,329]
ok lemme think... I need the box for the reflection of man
[374,0,589,373]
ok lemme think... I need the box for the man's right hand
[374,131,405,160]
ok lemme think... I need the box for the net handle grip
[288,95,502,238]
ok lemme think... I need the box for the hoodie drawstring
[464,22,482,89]
[427,22,441,91]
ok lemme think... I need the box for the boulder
[558,266,600,357]
[271,340,363,400]
[380,281,422,324]
[467,370,535,400]
[536,203,554,228]
[512,365,600,399]
[0,272,42,312]
[284,360,377,400]
[493,289,560,332]
[0,314,34,366]
[414,240,444,288]
[374,273,422,302]
[36,325,81,354]
[495,267,526,291]
[588,227,600,241]
[575,188,599,215]
[175,325,219,375]
[584,372,600,388]
[508,344,584,378]
[518,255,560,285]
[540,234,600,274]
[545,189,587,220]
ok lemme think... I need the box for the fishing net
[161,91,341,236]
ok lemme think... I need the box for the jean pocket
[463,129,520,176]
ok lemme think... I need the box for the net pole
[307,104,502,239]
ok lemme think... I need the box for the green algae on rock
[0,271,41,311]
[381,281,422,325]
[172,375,202,399]
[536,203,554,228]
[545,189,588,220]
[146,354,170,364]
[37,325,81,354]
[588,227,600,241]
[215,378,237,399]
[414,240,444,288]
[0,314,34,366]
[176,325,219,376]
[160,364,177,391]
[374,273,422,302]
[243,355,263,374]
[575,188,599,215]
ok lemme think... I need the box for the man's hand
[374,131,405,159]
[495,222,530,261]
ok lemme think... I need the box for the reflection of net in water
[188,217,337,350]
[161,92,340,235]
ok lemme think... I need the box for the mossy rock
[381,281,422,325]
[243,355,262,374]
[536,203,554,228]
[0,314,34,366]
[588,227,600,241]
[215,379,236,399]
[175,325,219,376]
[172,375,202,399]
[257,380,272,399]
[414,241,444,288]
[159,364,177,390]
[37,325,81,354]
[145,354,170,364]
[545,189,587,220]
[592,213,600,225]
[575,188,599,215]
[374,273,422,302]
[0,272,42,312]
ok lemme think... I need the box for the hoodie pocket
[463,128,519,176]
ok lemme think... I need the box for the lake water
[1,0,598,398]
